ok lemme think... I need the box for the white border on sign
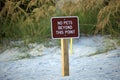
[51,16,80,39]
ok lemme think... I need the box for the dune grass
[0,0,120,46]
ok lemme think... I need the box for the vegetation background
[0,0,120,47]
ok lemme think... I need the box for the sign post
[51,16,79,76]
[61,39,69,76]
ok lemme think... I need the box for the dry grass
[60,0,120,35]
[0,0,120,43]
[0,0,56,23]
[95,0,120,35]
[0,0,56,44]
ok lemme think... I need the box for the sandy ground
[0,36,120,80]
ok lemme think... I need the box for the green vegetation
[0,0,56,45]
[0,0,120,46]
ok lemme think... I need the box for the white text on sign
[56,20,75,35]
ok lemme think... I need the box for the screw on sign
[51,16,79,39]
[51,16,79,76]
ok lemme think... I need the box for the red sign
[51,16,79,39]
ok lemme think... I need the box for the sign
[51,16,79,39]
[51,16,79,76]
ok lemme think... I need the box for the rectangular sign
[51,16,79,39]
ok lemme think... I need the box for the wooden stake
[61,39,69,76]
[70,38,73,55]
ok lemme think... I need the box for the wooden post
[70,38,73,55]
[61,39,69,76]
